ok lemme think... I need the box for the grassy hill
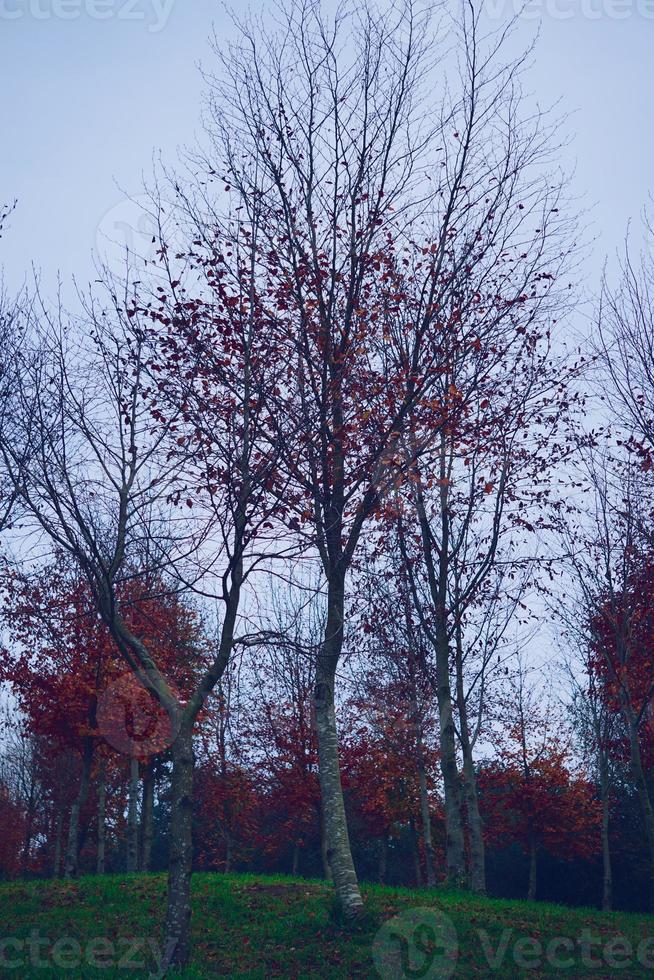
[1,872,653,977]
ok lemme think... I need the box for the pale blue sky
[0,1,652,301]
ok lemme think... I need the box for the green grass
[1,872,653,977]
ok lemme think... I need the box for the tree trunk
[378,831,388,884]
[127,756,139,873]
[461,750,485,893]
[435,622,466,885]
[318,800,333,882]
[417,763,437,887]
[22,813,33,877]
[409,817,422,887]
[596,725,613,912]
[53,810,63,879]
[412,449,466,886]
[454,645,486,893]
[527,836,537,902]
[141,763,154,873]
[21,765,36,877]
[624,704,654,879]
[314,574,364,919]
[291,843,300,877]
[411,686,437,887]
[64,738,93,878]
[97,762,106,876]
[601,784,612,912]
[162,723,195,971]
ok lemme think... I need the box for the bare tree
[583,210,654,908]
[188,0,575,914]
[561,447,654,899]
[0,200,22,534]
[1,276,285,967]
[564,644,620,912]
[395,299,578,890]
[596,217,654,460]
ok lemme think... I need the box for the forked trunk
[454,656,485,892]
[64,738,93,878]
[417,747,437,887]
[435,623,466,885]
[409,673,437,887]
[461,751,486,894]
[162,723,195,971]
[413,481,466,886]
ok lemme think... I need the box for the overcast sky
[0,0,652,313]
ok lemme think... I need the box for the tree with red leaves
[480,665,600,901]
[242,691,321,877]
[0,786,26,880]
[351,562,441,885]
[233,586,325,879]
[0,562,120,878]
[193,665,260,875]
[342,676,442,888]
[588,554,654,765]
[195,759,259,873]
[169,0,578,918]
[0,558,206,879]
[0,0,582,956]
